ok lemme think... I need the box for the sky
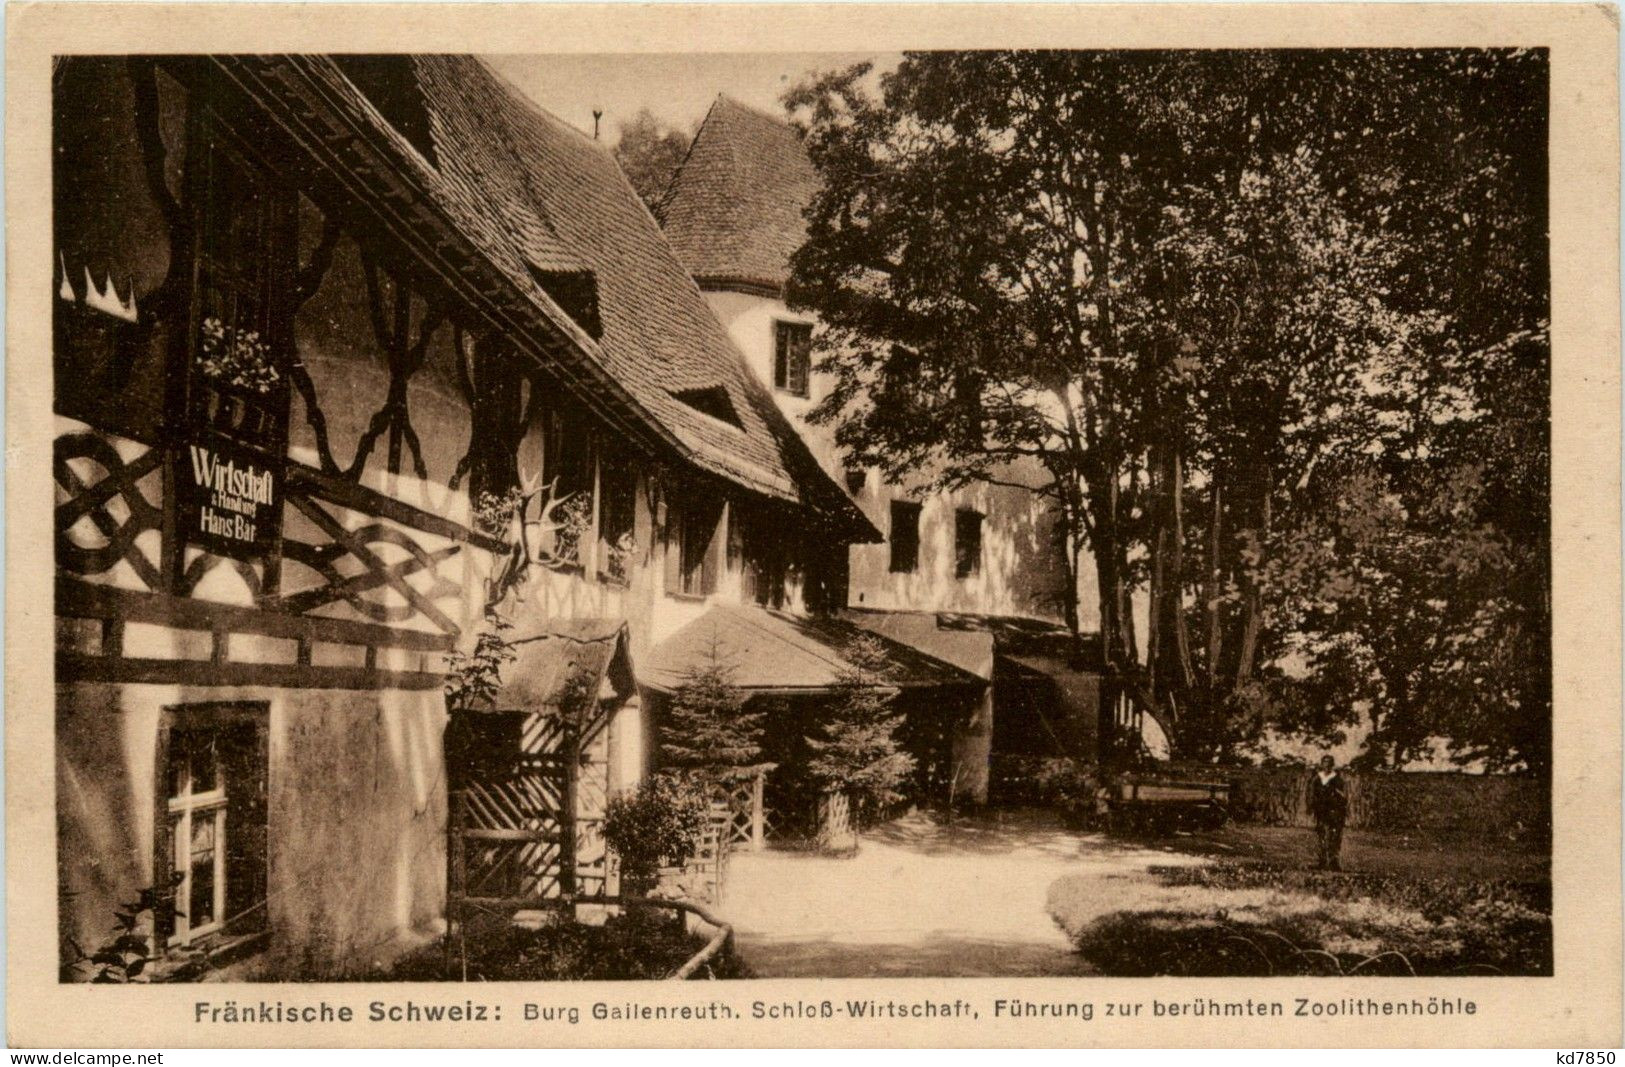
[484,52,895,144]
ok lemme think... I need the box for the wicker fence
[1227,768,1549,839]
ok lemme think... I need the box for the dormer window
[670,385,742,430]
[528,265,602,340]
[773,320,811,398]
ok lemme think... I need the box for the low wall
[1227,767,1550,840]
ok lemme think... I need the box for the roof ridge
[475,55,618,161]
[713,92,796,131]
[655,93,723,221]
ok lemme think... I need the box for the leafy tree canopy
[785,50,1548,770]
[614,108,695,212]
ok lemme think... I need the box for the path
[722,807,1204,978]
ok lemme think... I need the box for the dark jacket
[1306,771,1349,826]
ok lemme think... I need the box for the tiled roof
[643,603,985,693]
[839,610,996,680]
[658,95,822,293]
[285,56,872,534]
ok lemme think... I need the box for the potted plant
[194,317,281,440]
[602,773,710,902]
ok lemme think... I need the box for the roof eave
[210,54,704,479]
[693,274,785,300]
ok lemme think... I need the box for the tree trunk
[1145,465,1163,703]
[1168,446,1196,695]
[1233,462,1273,690]
[1205,480,1223,691]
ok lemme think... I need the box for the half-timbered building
[52,55,876,979]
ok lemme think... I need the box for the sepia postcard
[6,1,1621,1049]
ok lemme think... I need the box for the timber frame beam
[57,578,454,691]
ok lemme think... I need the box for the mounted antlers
[481,463,590,609]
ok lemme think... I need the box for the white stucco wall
[56,677,449,979]
[704,287,1097,628]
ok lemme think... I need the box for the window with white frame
[167,728,228,945]
[158,704,269,950]
[773,321,811,398]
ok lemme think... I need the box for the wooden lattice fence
[716,766,774,852]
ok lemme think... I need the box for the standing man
[1306,754,1349,871]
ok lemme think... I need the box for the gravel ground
[723,807,1204,977]
[721,809,1549,978]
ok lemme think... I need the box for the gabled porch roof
[479,618,636,713]
[642,604,985,696]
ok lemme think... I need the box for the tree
[786,50,1548,768]
[613,108,693,212]
[805,635,915,850]
[657,629,764,784]
[1252,328,1551,772]
[1144,50,1548,759]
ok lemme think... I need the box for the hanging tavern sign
[179,430,283,561]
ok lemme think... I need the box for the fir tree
[658,628,763,783]
[806,635,916,820]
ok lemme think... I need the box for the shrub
[988,755,1102,826]
[60,880,179,983]
[1226,767,1550,841]
[443,607,515,712]
[356,915,748,981]
[602,774,711,897]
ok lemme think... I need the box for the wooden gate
[447,706,614,915]
[444,621,631,922]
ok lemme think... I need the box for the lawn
[1048,825,1551,977]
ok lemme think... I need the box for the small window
[542,410,595,566]
[954,508,983,578]
[189,131,294,455]
[665,494,723,598]
[844,467,866,496]
[528,266,602,339]
[156,704,269,950]
[739,504,789,608]
[889,500,921,574]
[670,385,742,429]
[773,321,811,398]
[598,456,637,585]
